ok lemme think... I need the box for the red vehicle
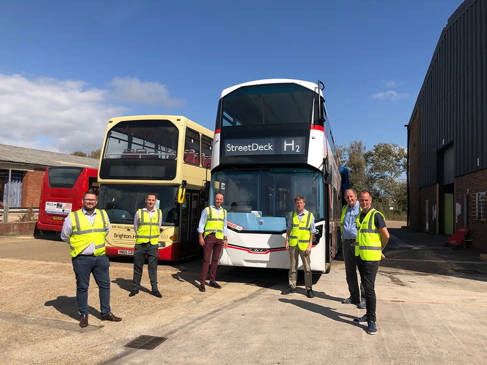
[36,167,98,234]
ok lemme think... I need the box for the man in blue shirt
[341,189,365,308]
[197,193,228,292]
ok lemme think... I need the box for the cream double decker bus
[97,115,213,261]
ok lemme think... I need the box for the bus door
[180,190,201,257]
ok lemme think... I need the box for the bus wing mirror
[177,186,186,204]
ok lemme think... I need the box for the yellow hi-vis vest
[355,208,384,261]
[203,206,226,239]
[136,209,162,245]
[69,209,109,258]
[289,210,313,251]
[340,205,347,235]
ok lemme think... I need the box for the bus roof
[220,79,323,99]
[107,115,213,136]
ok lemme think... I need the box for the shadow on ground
[381,228,487,282]
[279,298,365,331]
[44,296,100,320]
[111,277,154,295]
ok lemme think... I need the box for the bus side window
[201,136,212,168]
[184,128,200,166]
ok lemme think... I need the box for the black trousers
[343,239,365,302]
[357,257,379,322]
[132,242,158,291]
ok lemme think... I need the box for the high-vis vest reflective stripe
[288,211,313,251]
[355,208,384,261]
[340,205,347,235]
[203,206,226,239]
[136,209,162,245]
[69,209,108,258]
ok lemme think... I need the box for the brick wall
[21,170,45,207]
[455,169,487,252]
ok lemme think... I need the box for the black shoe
[342,297,360,305]
[306,289,314,298]
[199,284,206,292]
[151,289,162,298]
[209,281,222,289]
[79,314,88,328]
[101,312,122,322]
[353,314,368,323]
[357,298,366,309]
[366,321,378,335]
[281,286,296,295]
[129,289,139,297]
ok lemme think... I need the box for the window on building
[470,192,486,222]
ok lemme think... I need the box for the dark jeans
[72,255,111,316]
[357,257,380,322]
[132,242,159,291]
[200,234,223,284]
[343,239,365,302]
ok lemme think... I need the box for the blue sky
[0,0,463,153]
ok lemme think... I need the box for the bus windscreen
[99,120,178,180]
[48,167,83,188]
[219,83,315,127]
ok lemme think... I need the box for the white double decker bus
[211,79,341,274]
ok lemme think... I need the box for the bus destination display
[224,137,305,156]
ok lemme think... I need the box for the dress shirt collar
[81,208,97,216]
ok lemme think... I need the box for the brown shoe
[101,312,122,322]
[79,314,88,328]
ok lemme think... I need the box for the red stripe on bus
[227,244,317,255]
[311,125,324,131]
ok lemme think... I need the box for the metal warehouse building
[407,0,487,251]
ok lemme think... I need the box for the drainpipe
[3,168,11,223]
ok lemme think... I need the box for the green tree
[339,140,369,193]
[71,151,87,157]
[89,149,101,159]
[364,143,407,215]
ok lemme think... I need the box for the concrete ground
[0,226,486,364]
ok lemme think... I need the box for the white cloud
[372,90,408,101]
[109,76,185,107]
[0,74,127,153]
[0,74,185,154]
[384,80,396,87]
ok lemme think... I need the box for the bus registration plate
[51,216,64,221]
[118,250,134,256]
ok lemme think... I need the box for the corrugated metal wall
[416,0,487,187]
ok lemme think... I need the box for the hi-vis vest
[288,210,313,251]
[203,206,226,239]
[136,209,162,245]
[69,209,109,258]
[340,205,348,235]
[355,208,384,261]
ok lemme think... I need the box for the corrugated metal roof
[0,143,98,169]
